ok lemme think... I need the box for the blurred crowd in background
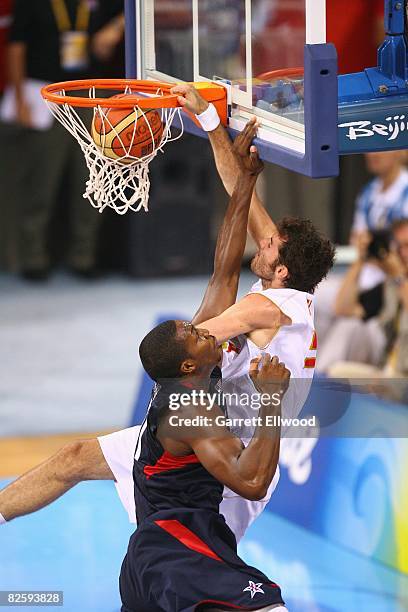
[0,0,125,278]
[1,0,408,392]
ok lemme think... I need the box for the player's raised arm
[192,135,263,325]
[0,439,113,523]
[171,85,276,247]
[164,355,289,501]
[233,121,278,246]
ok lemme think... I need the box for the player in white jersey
[0,92,334,555]
[98,282,318,541]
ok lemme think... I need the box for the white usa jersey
[98,279,317,543]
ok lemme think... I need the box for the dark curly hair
[276,217,336,294]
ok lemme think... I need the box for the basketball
[91,95,164,163]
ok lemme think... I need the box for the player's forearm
[192,172,256,325]
[7,42,26,99]
[207,123,275,244]
[234,399,281,499]
[212,172,257,278]
[248,191,277,246]
[0,444,80,521]
[208,124,241,196]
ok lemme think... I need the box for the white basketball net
[45,87,184,214]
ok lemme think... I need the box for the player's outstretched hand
[234,117,263,177]
[249,354,290,398]
[170,84,209,115]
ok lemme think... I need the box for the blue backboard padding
[338,74,408,153]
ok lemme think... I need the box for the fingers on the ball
[270,355,279,367]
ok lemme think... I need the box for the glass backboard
[125,0,339,178]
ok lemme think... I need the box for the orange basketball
[91,94,164,163]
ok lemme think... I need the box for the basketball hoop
[255,69,304,116]
[256,68,304,81]
[41,79,227,214]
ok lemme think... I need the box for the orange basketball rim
[41,79,228,127]
[40,79,228,215]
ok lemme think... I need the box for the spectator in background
[91,8,124,76]
[318,151,408,371]
[315,150,408,343]
[4,0,123,280]
[350,151,408,245]
[326,219,408,400]
[317,230,389,373]
[0,0,12,97]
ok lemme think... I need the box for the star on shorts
[243,580,265,599]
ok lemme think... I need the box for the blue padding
[304,44,339,178]
[130,313,187,426]
[338,92,408,153]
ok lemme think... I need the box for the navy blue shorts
[119,508,285,612]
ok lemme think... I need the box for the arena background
[1,1,408,611]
